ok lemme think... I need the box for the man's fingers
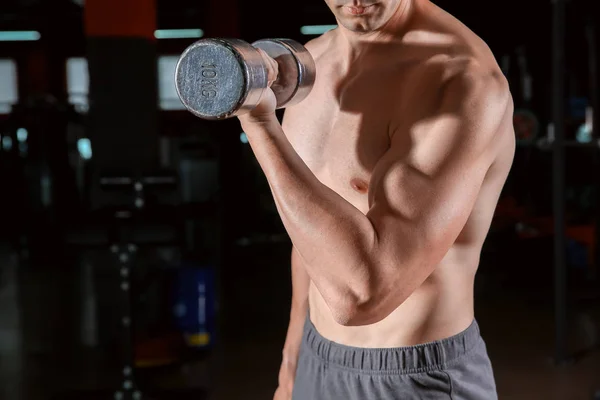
[257,48,279,87]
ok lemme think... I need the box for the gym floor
[1,241,600,400]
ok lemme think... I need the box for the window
[158,56,186,111]
[0,59,18,114]
[300,25,337,35]
[66,57,90,113]
[66,56,186,112]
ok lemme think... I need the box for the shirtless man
[237,0,515,398]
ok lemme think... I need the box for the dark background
[0,0,599,399]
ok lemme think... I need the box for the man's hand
[238,49,279,125]
[273,358,296,400]
[273,385,293,400]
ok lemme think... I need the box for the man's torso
[281,0,515,348]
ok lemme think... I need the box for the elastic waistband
[303,316,482,374]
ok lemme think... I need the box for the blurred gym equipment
[62,171,213,400]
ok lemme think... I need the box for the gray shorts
[292,316,498,400]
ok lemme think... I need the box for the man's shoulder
[441,57,509,102]
[397,48,510,122]
[396,54,512,150]
[438,59,514,157]
[409,1,502,82]
[302,28,337,60]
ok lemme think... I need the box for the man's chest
[284,101,393,212]
[282,60,440,210]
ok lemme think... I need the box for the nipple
[350,178,369,194]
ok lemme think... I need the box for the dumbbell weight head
[175,38,267,120]
[175,38,316,120]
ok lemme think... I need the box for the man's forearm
[275,299,307,397]
[243,118,377,321]
[276,246,309,396]
[280,301,306,370]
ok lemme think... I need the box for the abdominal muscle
[306,249,478,348]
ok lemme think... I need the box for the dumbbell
[175,38,316,120]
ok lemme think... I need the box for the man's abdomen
[307,257,477,349]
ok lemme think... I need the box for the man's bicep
[366,70,510,269]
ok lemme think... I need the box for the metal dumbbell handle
[253,39,316,110]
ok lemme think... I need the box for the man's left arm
[239,66,512,326]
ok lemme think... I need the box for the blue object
[568,97,588,119]
[172,264,216,349]
[576,122,593,143]
[566,239,588,269]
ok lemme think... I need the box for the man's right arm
[275,246,310,399]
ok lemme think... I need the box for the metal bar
[586,17,600,281]
[114,242,139,400]
[587,18,598,138]
[551,0,568,364]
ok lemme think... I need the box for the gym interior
[0,0,599,399]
